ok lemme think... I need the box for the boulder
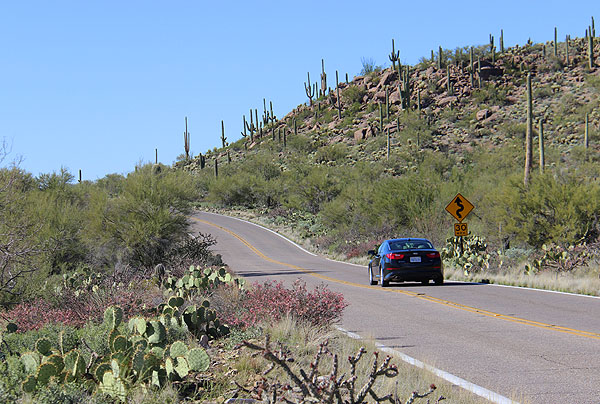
[476,109,491,121]
[354,127,367,142]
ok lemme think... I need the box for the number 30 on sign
[454,223,468,237]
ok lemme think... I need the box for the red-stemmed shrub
[219,280,347,329]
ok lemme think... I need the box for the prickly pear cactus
[441,235,490,274]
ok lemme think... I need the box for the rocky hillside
[180,33,599,172]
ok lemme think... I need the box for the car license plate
[410,256,421,263]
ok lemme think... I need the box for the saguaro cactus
[184,117,190,160]
[304,72,315,105]
[389,39,400,70]
[386,128,391,161]
[589,31,595,69]
[524,73,533,186]
[554,27,558,57]
[336,70,342,119]
[566,35,570,66]
[500,29,504,53]
[585,113,589,148]
[320,59,327,96]
[539,119,545,173]
[438,46,443,69]
[220,121,227,148]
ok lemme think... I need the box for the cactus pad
[46,354,65,373]
[112,335,128,353]
[21,352,40,374]
[146,320,166,344]
[168,296,184,308]
[35,338,52,356]
[104,306,123,329]
[174,356,190,379]
[187,347,210,372]
[169,341,188,357]
[6,322,17,333]
[94,362,111,381]
[21,375,37,393]
[36,362,58,386]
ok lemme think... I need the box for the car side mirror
[367,250,376,256]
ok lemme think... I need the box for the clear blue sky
[0,1,597,180]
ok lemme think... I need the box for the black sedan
[368,238,444,286]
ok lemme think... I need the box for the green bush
[342,85,367,104]
[492,173,600,247]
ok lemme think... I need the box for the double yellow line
[192,216,600,341]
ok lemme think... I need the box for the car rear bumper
[383,267,443,282]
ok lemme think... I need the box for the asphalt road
[190,211,600,404]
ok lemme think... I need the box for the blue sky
[0,1,597,180]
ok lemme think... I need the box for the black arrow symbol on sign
[455,197,465,219]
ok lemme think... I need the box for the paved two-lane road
[191,211,600,404]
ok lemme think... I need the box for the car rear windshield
[389,240,433,250]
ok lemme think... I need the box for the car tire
[434,276,444,285]
[369,265,377,285]
[380,265,389,287]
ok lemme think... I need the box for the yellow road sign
[445,193,474,222]
[454,222,468,237]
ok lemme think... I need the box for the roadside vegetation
[0,148,479,402]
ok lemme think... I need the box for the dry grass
[445,266,600,296]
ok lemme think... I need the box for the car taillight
[426,252,440,258]
[386,253,405,260]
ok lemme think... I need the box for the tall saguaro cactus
[539,119,545,173]
[585,113,590,148]
[589,32,595,69]
[524,73,533,186]
[184,117,190,160]
[304,72,315,105]
[220,121,227,148]
[389,39,400,70]
[320,59,327,96]
[500,29,504,53]
[554,27,558,57]
[335,71,342,119]
[566,35,570,66]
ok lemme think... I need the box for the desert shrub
[492,172,600,248]
[342,85,367,104]
[96,164,198,267]
[0,355,26,402]
[288,166,342,213]
[359,57,380,75]
[472,83,508,106]
[314,143,349,164]
[220,280,347,329]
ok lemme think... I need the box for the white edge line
[335,326,520,404]
[195,211,600,298]
[489,283,600,299]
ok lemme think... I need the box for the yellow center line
[192,216,600,341]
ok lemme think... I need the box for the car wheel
[369,265,377,285]
[434,276,444,285]
[380,265,389,287]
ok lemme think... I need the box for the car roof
[386,238,431,243]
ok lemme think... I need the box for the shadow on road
[237,270,328,277]
[389,281,486,288]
